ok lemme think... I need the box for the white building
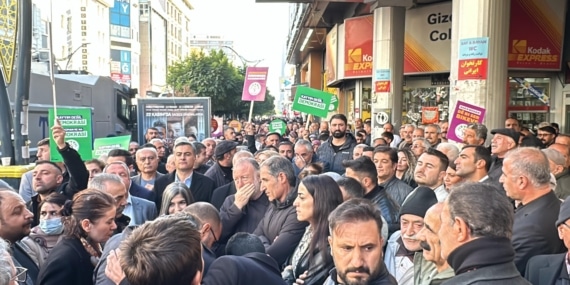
[165,0,193,66]
[139,0,168,97]
[189,34,236,62]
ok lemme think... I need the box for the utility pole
[14,0,32,165]
[0,1,19,162]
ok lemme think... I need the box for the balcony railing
[286,3,311,61]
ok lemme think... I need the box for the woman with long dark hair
[159,182,195,216]
[282,175,343,285]
[37,189,117,285]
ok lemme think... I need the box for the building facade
[284,0,570,139]
[139,0,168,97]
[189,34,236,62]
[165,0,193,66]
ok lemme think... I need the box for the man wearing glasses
[0,239,27,285]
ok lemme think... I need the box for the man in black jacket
[343,157,400,236]
[202,233,286,285]
[28,122,89,226]
[204,140,237,189]
[438,182,529,284]
[501,147,565,275]
[254,156,307,266]
[216,158,269,256]
[324,198,397,285]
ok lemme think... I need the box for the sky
[188,0,291,97]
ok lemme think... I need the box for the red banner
[344,15,373,78]
[507,0,565,70]
[458,59,488,80]
[375,81,390,93]
[422,107,440,124]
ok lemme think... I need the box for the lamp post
[64,43,91,70]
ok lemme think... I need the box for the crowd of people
[0,113,569,285]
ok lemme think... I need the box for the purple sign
[241,67,269,102]
[448,101,486,143]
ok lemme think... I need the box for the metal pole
[248,101,254,122]
[47,1,57,119]
[0,70,13,162]
[14,0,32,165]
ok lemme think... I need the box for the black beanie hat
[400,186,438,218]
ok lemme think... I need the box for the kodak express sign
[507,0,566,70]
[344,15,373,78]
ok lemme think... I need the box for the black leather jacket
[282,244,333,285]
[364,185,400,236]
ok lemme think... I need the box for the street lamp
[64,43,91,70]
[221,45,263,67]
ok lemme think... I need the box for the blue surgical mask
[39,218,64,235]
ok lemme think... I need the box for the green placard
[92,135,131,158]
[48,108,93,162]
[292,86,333,118]
[329,95,339,112]
[269,119,287,135]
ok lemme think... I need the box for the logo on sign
[346,48,372,71]
[510,40,558,63]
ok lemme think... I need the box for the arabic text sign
[458,59,488,80]
[458,37,489,80]
[448,101,486,143]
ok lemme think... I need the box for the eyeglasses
[209,227,218,243]
[11,267,27,282]
[563,222,570,229]
[138,156,156,162]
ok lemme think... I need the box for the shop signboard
[48,108,93,162]
[325,25,339,85]
[448,101,486,143]
[458,37,489,80]
[508,0,566,70]
[404,2,452,74]
[344,15,374,78]
[292,86,333,118]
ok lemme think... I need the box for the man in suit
[132,147,165,191]
[103,163,158,227]
[526,197,570,284]
[106,149,155,202]
[202,233,286,285]
[501,147,565,275]
[154,138,215,212]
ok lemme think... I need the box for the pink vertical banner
[448,101,486,143]
[241,67,269,101]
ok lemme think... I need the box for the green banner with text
[292,86,333,118]
[48,108,93,162]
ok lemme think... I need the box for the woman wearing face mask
[37,189,117,285]
[159,182,195,216]
[21,193,68,268]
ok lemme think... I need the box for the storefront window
[507,77,550,131]
[402,86,450,126]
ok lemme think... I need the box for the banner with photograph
[137,98,211,147]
